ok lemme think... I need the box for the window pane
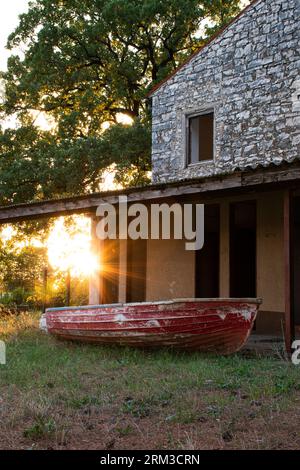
[188,112,214,164]
[198,113,214,161]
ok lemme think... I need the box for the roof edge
[147,0,262,98]
[0,156,299,214]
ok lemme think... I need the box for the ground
[0,312,300,450]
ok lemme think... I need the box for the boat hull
[44,298,261,354]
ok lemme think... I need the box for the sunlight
[101,112,134,132]
[0,177,119,279]
[240,0,251,7]
[0,225,15,242]
[116,113,134,125]
[100,164,123,191]
[30,110,56,132]
[0,225,43,249]
[46,216,98,277]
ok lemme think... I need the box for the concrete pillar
[118,239,127,303]
[220,201,230,297]
[89,215,102,305]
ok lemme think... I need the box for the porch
[89,188,299,352]
[1,160,300,353]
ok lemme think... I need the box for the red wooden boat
[43,298,261,354]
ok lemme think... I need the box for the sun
[46,216,99,277]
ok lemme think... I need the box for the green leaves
[0,119,151,203]
[0,0,243,202]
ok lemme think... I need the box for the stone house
[150,0,299,183]
[147,0,300,341]
[0,0,299,350]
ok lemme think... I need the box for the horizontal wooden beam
[1,162,300,224]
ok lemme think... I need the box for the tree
[0,217,91,307]
[0,231,47,304]
[0,0,243,203]
[0,120,151,203]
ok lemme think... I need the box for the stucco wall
[151,0,300,183]
[256,191,284,332]
[145,192,285,332]
[256,192,284,312]
[146,239,195,301]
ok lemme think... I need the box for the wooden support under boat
[43,298,262,355]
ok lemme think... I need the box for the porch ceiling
[1,160,300,223]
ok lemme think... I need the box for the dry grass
[0,310,38,338]
[1,312,300,450]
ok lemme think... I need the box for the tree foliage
[0,218,90,307]
[0,120,151,203]
[0,231,47,305]
[0,0,243,203]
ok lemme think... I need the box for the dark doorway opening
[293,196,300,326]
[195,204,220,298]
[230,201,256,298]
[126,238,147,303]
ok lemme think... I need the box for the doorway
[230,201,257,298]
[126,238,147,303]
[293,196,300,326]
[195,204,220,298]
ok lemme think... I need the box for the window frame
[184,108,215,167]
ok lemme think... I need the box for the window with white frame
[187,111,214,164]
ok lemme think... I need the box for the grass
[0,312,300,449]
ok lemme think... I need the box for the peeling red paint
[45,298,261,355]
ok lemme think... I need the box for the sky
[0,0,29,71]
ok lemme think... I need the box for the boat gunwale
[46,312,256,324]
[46,298,262,313]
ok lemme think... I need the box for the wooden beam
[88,216,102,305]
[242,164,300,186]
[1,162,300,224]
[42,266,48,314]
[219,202,230,297]
[66,269,71,306]
[283,190,295,356]
[118,240,128,303]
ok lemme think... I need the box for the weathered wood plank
[88,216,103,305]
[1,162,300,223]
[242,166,300,186]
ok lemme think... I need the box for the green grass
[1,312,300,449]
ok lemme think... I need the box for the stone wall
[151,0,300,183]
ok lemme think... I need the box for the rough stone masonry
[150,0,300,183]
